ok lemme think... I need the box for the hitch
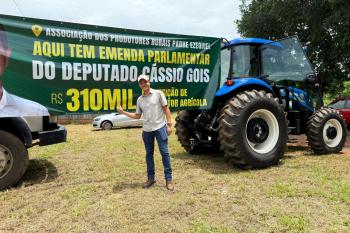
[190,138,199,151]
[209,106,222,132]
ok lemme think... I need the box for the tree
[237,0,350,98]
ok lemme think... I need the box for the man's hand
[117,105,141,119]
[117,105,124,114]
[166,125,173,136]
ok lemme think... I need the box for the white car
[93,113,143,130]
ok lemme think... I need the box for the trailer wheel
[307,107,346,154]
[175,110,200,154]
[0,130,29,190]
[217,90,287,169]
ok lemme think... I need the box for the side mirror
[306,73,317,84]
[303,46,308,54]
[221,38,229,47]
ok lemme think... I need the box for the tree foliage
[237,0,350,97]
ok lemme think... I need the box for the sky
[0,0,241,39]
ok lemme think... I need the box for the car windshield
[260,36,314,82]
[329,100,346,109]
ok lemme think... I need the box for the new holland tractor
[175,36,346,169]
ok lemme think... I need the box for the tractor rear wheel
[217,90,288,169]
[306,107,346,154]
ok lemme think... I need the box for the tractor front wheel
[306,107,346,154]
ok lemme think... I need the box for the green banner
[0,14,221,115]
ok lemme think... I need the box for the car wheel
[101,121,113,130]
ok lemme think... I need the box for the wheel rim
[0,144,13,179]
[246,109,279,154]
[103,122,112,130]
[322,119,343,148]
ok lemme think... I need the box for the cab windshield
[260,36,314,82]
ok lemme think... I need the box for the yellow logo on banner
[32,25,43,37]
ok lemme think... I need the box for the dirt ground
[0,125,349,233]
[288,134,350,153]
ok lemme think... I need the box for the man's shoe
[142,179,156,189]
[166,180,174,191]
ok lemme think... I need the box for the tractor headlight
[225,79,234,86]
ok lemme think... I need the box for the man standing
[117,74,174,191]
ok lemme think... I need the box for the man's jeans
[142,125,172,181]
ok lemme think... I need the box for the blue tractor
[175,36,346,169]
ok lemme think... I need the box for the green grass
[0,124,350,233]
[279,214,309,233]
[269,182,297,198]
[187,221,237,233]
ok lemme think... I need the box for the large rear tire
[306,107,346,154]
[0,130,29,190]
[217,90,288,169]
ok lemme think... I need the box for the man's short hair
[0,23,8,50]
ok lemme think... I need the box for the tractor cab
[218,36,317,134]
[220,37,270,85]
[220,36,314,84]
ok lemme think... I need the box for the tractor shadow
[286,135,314,155]
[174,133,350,173]
[286,145,310,153]
[174,144,308,173]
[17,159,58,187]
[174,150,252,175]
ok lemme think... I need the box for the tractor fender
[215,78,273,97]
